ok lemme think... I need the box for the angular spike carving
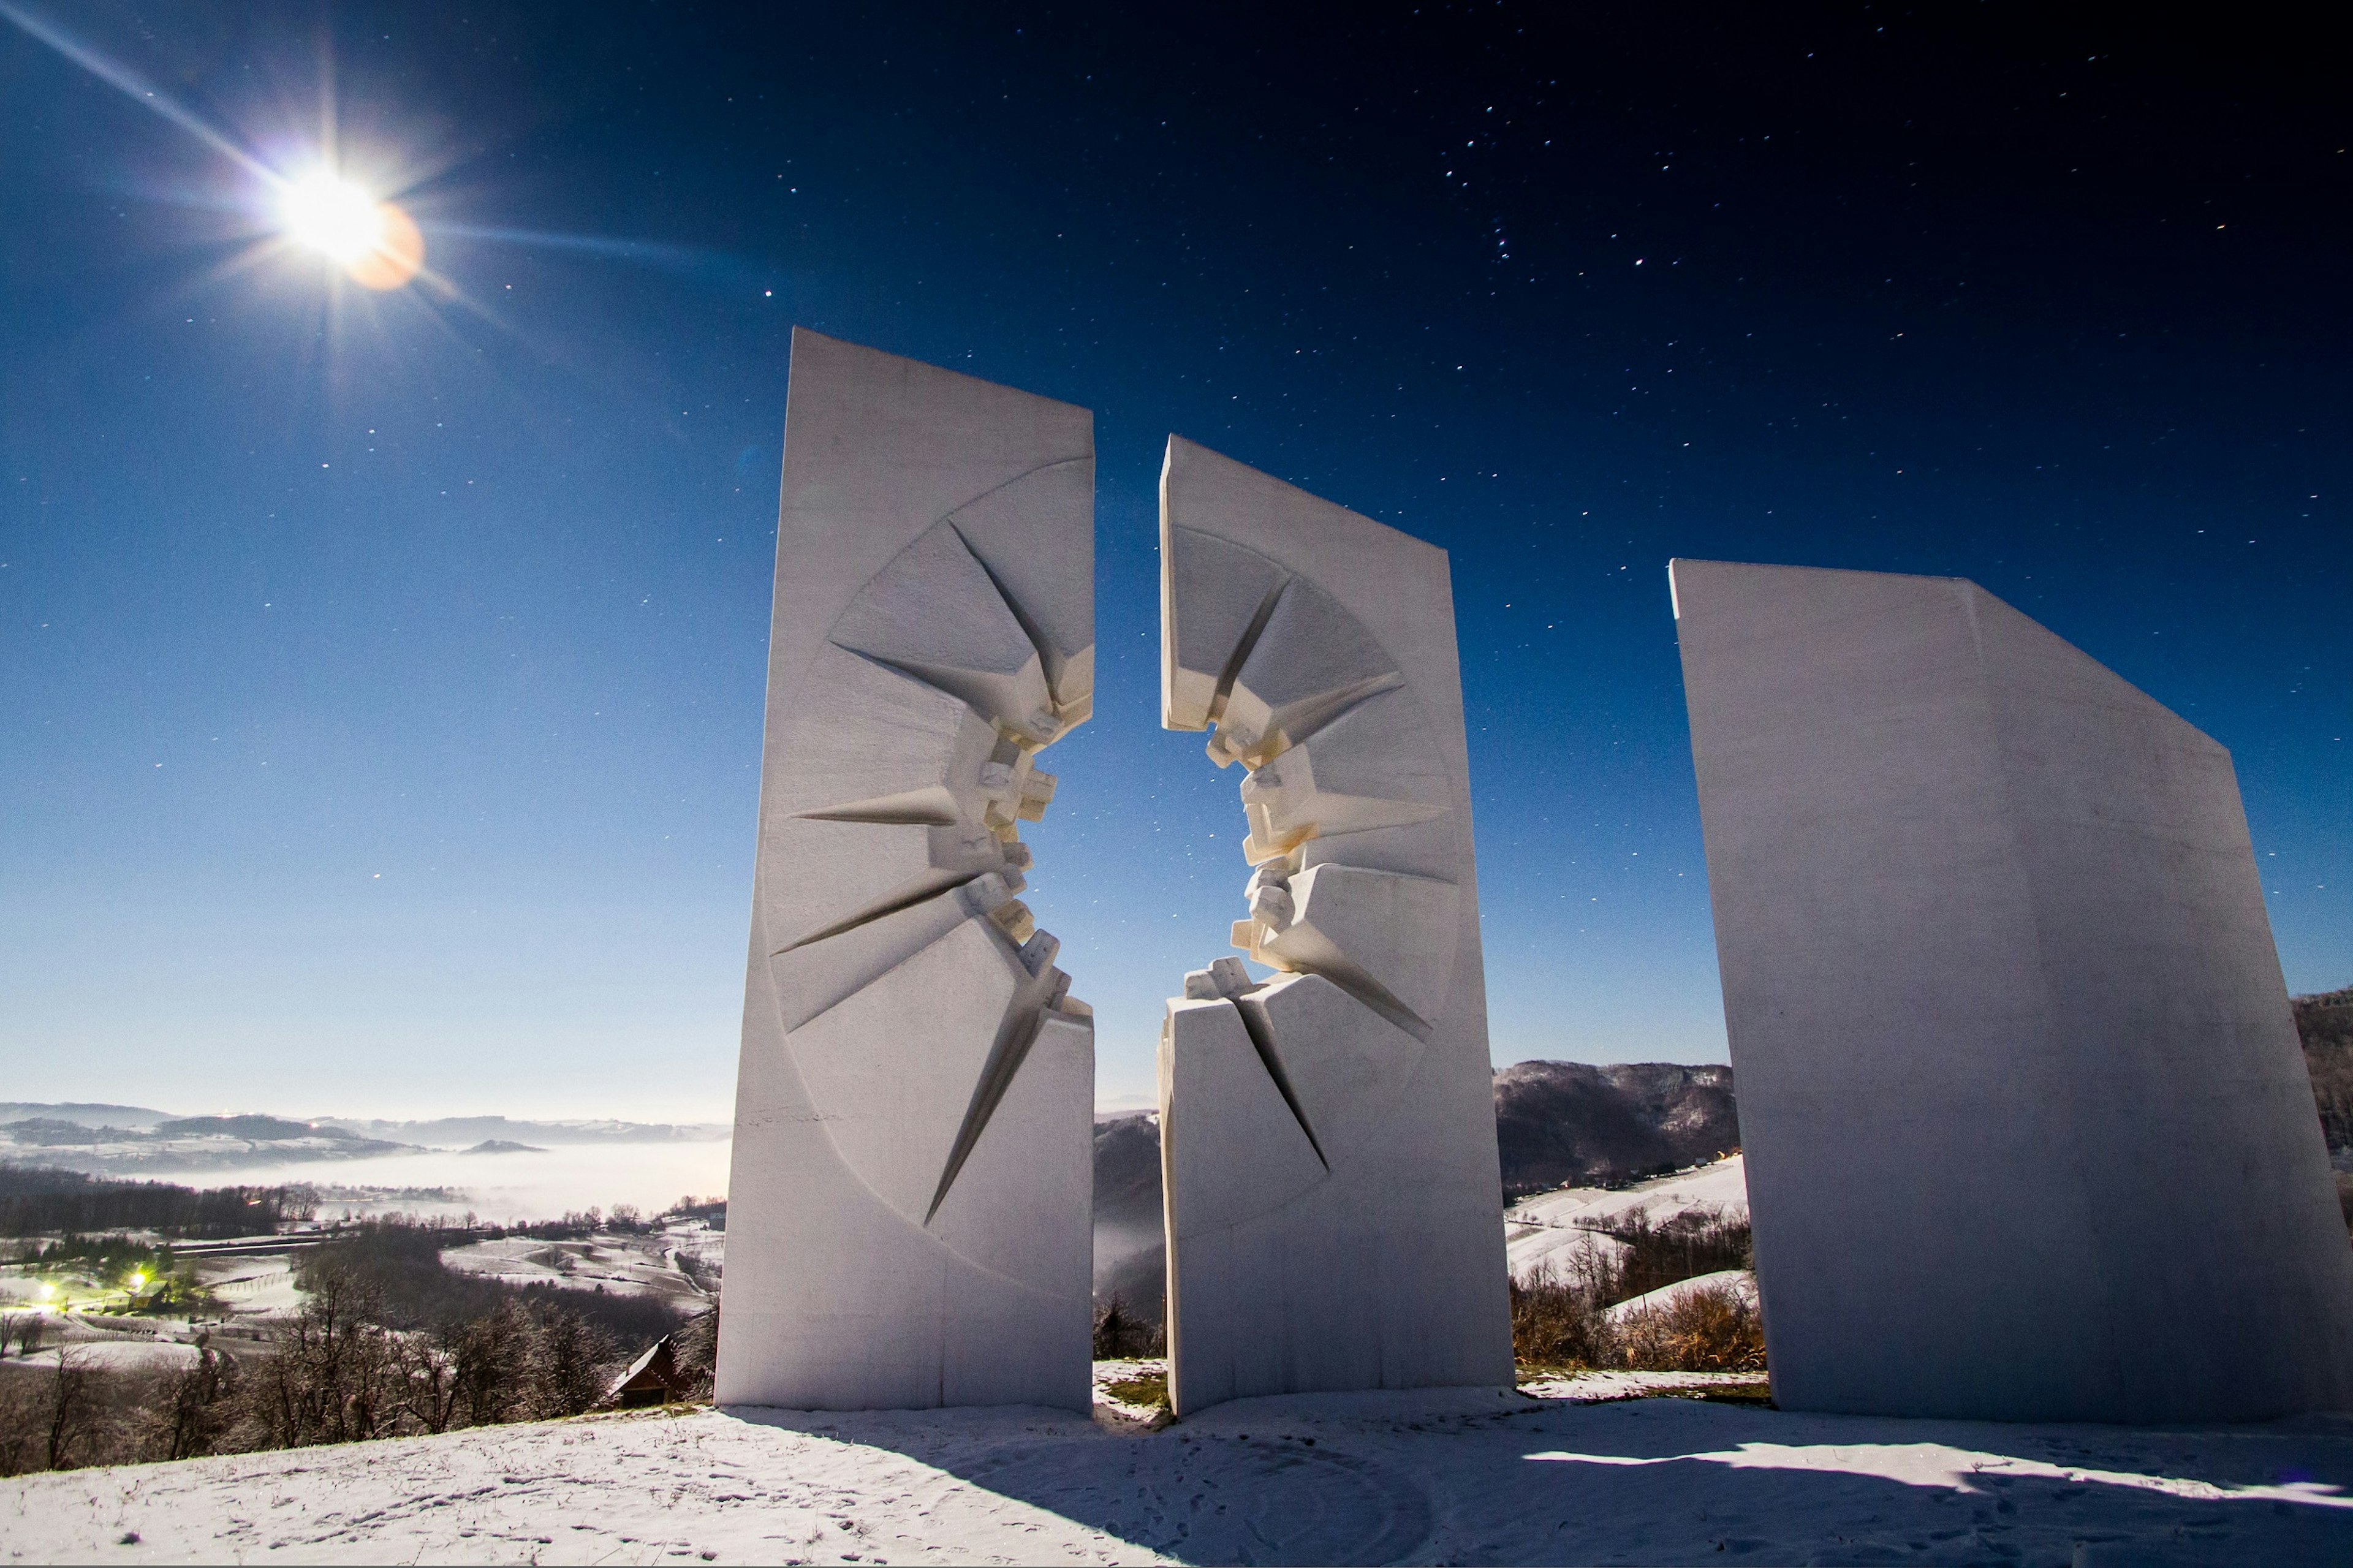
[948,458,1097,727]
[828,522,1063,745]
[1247,863,1461,1038]
[1234,973,1425,1175]
[1212,577,1403,768]
[1161,526,1291,732]
[1235,685,1452,859]
[718,330,1094,1413]
[1154,436,1514,1417]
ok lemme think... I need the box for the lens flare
[280,170,425,290]
[347,201,426,290]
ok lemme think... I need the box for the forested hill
[1490,1062,1740,1199]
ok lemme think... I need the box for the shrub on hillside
[1614,1284,1767,1373]
[0,1350,156,1477]
[1512,1205,1764,1375]
[1091,1293,1163,1359]
[664,1308,718,1401]
[2298,988,2353,1158]
[1510,1271,1612,1369]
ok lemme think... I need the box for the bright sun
[279,170,425,289]
[282,172,384,261]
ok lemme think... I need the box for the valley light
[281,171,384,263]
[37,1282,54,1300]
[127,1270,146,1291]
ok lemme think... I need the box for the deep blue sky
[3,4,2346,1118]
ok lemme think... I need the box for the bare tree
[531,1305,614,1417]
[245,1261,400,1447]
[45,1350,94,1471]
[395,1336,462,1434]
[150,1340,234,1461]
[0,1373,40,1475]
[447,1298,532,1428]
[0,1312,43,1362]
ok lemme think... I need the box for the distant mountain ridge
[1493,1061,1740,1199]
[0,1112,415,1173]
[0,1104,729,1178]
[316,1116,728,1146]
[0,1105,727,1145]
[1089,1058,1747,1324]
[0,1102,175,1130]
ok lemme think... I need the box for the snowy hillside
[1505,1153,1749,1284]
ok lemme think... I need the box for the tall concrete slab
[1670,557,2353,1422]
[716,330,1094,1411]
[1156,437,1515,1417]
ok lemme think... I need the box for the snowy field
[1506,1154,1750,1284]
[5,1379,2351,1566]
[439,1233,710,1309]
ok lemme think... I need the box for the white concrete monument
[716,330,1096,1411]
[1671,558,2353,1422]
[1155,436,1515,1417]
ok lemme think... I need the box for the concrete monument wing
[1155,436,1515,1417]
[716,330,1094,1411]
[1671,557,2353,1422]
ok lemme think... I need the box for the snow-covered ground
[4,1381,2349,1564]
[439,1234,710,1308]
[190,1259,303,1316]
[10,1339,202,1373]
[1506,1154,1749,1284]
[1602,1268,1759,1324]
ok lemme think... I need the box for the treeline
[2298,988,2353,1151]
[2292,988,2353,1237]
[0,1170,728,1251]
[0,1167,316,1240]
[289,1219,680,1341]
[0,1219,708,1476]
[1512,1205,1764,1374]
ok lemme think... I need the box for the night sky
[3,4,2346,1118]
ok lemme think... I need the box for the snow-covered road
[6,1379,2350,1565]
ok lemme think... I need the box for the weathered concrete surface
[1671,556,2353,1422]
[1156,437,1514,1417]
[718,330,1094,1411]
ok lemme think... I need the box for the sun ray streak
[0,2,279,185]
[428,224,714,269]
